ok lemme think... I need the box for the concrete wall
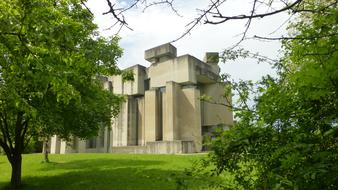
[178,86,202,152]
[63,128,111,153]
[148,55,196,88]
[77,139,86,153]
[110,65,146,95]
[201,83,233,126]
[49,43,234,154]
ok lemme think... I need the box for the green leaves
[195,1,338,189]
[0,0,124,147]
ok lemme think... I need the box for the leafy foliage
[190,0,338,189]
[0,0,127,187]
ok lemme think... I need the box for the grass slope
[0,153,211,190]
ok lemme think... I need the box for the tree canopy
[0,0,127,187]
[195,0,338,189]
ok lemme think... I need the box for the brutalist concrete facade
[50,43,233,154]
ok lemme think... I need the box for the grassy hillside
[0,153,215,190]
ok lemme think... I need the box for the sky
[86,0,290,82]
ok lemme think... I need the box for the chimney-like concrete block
[145,43,177,63]
[203,52,219,64]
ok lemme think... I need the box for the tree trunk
[43,139,49,163]
[10,153,22,188]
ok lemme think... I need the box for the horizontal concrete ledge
[144,43,177,63]
[111,140,195,154]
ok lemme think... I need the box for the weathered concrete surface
[110,140,195,154]
[50,43,233,154]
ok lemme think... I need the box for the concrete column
[137,97,145,145]
[144,90,158,142]
[127,97,137,145]
[179,87,202,152]
[60,140,67,154]
[104,127,108,153]
[112,100,128,146]
[121,100,129,146]
[109,122,114,151]
[163,81,180,141]
[77,139,86,153]
[50,135,60,154]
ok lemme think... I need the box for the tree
[0,0,128,187]
[195,0,337,189]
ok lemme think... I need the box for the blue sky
[87,0,289,82]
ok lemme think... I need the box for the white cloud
[87,0,290,82]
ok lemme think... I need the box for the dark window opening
[144,79,150,91]
[86,137,96,149]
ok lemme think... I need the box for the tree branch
[0,112,14,152]
[173,0,304,43]
[21,119,29,140]
[172,0,226,42]
[80,0,93,16]
[0,32,22,36]
[230,0,258,49]
[143,0,182,17]
[206,0,303,25]
[253,33,338,41]
[14,112,24,153]
[0,138,13,163]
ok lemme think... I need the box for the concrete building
[50,43,233,154]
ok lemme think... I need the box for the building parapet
[144,43,177,64]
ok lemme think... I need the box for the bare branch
[80,0,93,16]
[143,0,182,17]
[268,13,294,35]
[172,0,227,42]
[103,0,181,34]
[253,33,338,41]
[103,0,128,26]
[202,98,254,113]
[172,0,306,43]
[119,0,143,15]
[229,0,259,49]
[206,0,303,25]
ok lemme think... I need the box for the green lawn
[0,153,214,190]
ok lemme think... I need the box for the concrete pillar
[77,139,86,153]
[137,97,145,145]
[163,81,180,141]
[127,97,137,145]
[60,140,67,154]
[104,127,108,153]
[179,87,202,152]
[50,135,60,154]
[144,90,158,142]
[112,100,128,146]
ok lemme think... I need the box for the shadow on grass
[37,158,165,171]
[0,158,212,190]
